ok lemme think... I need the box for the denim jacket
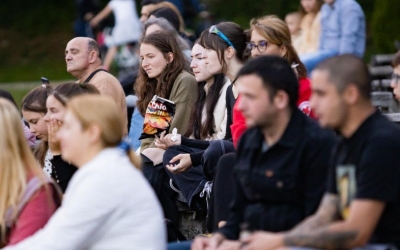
[319,0,366,57]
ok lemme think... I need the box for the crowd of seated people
[1,1,400,250]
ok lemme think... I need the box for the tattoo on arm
[284,229,358,249]
[289,194,341,234]
[284,194,359,249]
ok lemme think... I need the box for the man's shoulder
[91,70,119,83]
[363,112,400,140]
[171,71,197,93]
[296,111,335,144]
[340,0,363,11]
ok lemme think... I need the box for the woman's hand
[165,154,192,174]
[154,131,181,149]
[48,119,62,156]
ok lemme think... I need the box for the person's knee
[142,148,165,165]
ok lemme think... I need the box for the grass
[0,60,72,83]
[0,81,67,109]
[0,82,38,108]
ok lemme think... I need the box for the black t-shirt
[327,110,400,247]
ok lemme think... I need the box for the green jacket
[141,70,198,150]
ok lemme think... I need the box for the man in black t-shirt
[240,55,400,250]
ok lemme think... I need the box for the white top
[202,77,231,140]
[108,0,141,45]
[4,148,166,250]
[43,149,52,177]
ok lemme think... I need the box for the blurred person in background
[0,99,61,247]
[0,89,36,149]
[390,50,400,101]
[300,0,366,74]
[90,0,141,72]
[285,11,302,52]
[295,0,323,55]
[74,0,100,38]
[3,95,166,250]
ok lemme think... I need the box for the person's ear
[273,90,290,110]
[343,84,359,105]
[88,50,97,63]
[167,52,174,63]
[225,47,235,59]
[86,123,102,144]
[279,45,288,58]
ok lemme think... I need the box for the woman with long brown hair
[21,84,53,169]
[135,30,197,150]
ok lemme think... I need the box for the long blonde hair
[0,99,45,242]
[67,95,141,168]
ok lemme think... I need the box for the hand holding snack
[164,131,181,146]
[155,130,181,149]
[139,95,176,140]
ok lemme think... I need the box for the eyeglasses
[392,73,400,85]
[246,40,268,53]
[209,25,235,49]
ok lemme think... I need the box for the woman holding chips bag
[135,30,197,151]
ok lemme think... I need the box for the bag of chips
[139,95,176,140]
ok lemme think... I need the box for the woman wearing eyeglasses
[249,15,314,118]
[391,51,400,101]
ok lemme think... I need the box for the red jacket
[230,77,315,148]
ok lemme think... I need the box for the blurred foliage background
[0,0,399,84]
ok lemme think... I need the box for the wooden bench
[371,91,400,113]
[369,65,393,80]
[370,54,395,66]
[371,79,392,91]
[385,113,400,123]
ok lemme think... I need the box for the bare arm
[284,198,385,249]
[242,194,385,250]
[90,5,112,27]
[288,193,341,235]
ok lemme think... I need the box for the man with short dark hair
[191,56,335,250]
[241,55,400,250]
[65,37,127,133]
[391,50,400,101]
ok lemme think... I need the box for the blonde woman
[3,95,166,250]
[0,99,60,247]
[296,0,323,55]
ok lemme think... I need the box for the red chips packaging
[139,95,176,140]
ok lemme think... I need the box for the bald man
[65,37,128,134]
